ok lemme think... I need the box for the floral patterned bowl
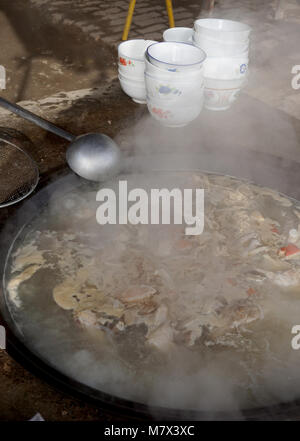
[147,95,204,127]
[145,72,204,103]
[203,76,247,111]
[118,39,156,79]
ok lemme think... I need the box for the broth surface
[4,172,300,412]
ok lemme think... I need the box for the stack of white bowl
[144,42,206,127]
[118,39,155,104]
[193,19,251,111]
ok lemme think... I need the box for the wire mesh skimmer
[0,136,39,208]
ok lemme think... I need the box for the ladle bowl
[0,97,122,182]
[66,133,121,182]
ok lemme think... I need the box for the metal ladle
[0,97,121,182]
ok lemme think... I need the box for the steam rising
[3,0,300,420]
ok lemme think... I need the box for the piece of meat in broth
[263,268,300,288]
[147,323,174,351]
[117,285,157,304]
[219,298,263,328]
[203,298,263,344]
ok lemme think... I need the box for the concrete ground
[0,0,299,421]
[0,0,116,102]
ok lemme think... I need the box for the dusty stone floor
[0,0,299,422]
[0,0,116,102]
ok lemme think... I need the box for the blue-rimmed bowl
[146,42,206,72]
[144,55,204,80]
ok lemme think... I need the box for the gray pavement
[30,0,203,45]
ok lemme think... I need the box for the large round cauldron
[1,142,300,420]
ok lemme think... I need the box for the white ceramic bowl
[118,39,156,78]
[119,74,147,104]
[144,55,204,81]
[193,34,249,57]
[194,19,251,42]
[118,63,145,81]
[145,72,204,103]
[204,56,249,80]
[203,76,247,111]
[146,42,206,72]
[163,27,194,44]
[118,62,144,79]
[118,70,145,82]
[194,33,249,46]
[147,95,204,127]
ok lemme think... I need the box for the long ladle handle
[0,97,76,142]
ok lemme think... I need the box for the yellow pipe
[165,0,175,28]
[122,0,136,41]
